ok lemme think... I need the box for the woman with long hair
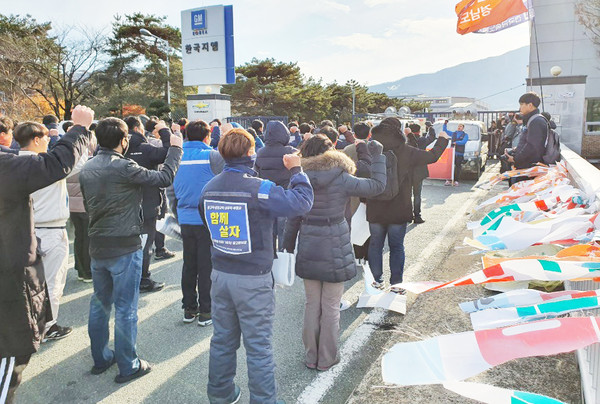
[283,134,386,371]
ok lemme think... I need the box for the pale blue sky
[0,0,530,86]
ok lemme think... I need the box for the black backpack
[371,150,400,200]
[527,114,561,165]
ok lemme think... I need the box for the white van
[432,120,488,179]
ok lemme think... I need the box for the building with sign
[181,5,235,122]
[527,0,600,160]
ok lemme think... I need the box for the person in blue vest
[173,120,225,325]
[442,120,469,186]
[200,128,314,404]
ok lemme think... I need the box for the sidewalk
[346,179,582,403]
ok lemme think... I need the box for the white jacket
[20,150,87,227]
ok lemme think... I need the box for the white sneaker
[340,299,352,311]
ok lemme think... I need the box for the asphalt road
[17,166,498,404]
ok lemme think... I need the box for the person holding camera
[503,92,547,185]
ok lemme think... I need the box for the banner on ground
[382,317,600,385]
[456,0,531,35]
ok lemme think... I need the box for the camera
[499,149,514,161]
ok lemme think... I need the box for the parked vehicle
[432,120,488,179]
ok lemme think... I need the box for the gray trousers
[303,279,344,369]
[207,270,277,404]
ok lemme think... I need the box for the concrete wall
[529,0,600,98]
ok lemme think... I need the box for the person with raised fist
[0,105,93,403]
[79,117,182,384]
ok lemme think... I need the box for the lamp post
[351,85,356,127]
[140,28,171,110]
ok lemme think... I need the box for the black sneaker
[184,308,199,323]
[413,216,425,224]
[198,312,212,327]
[114,359,151,384]
[154,249,175,260]
[43,324,73,342]
[140,279,165,293]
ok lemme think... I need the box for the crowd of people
[0,91,553,404]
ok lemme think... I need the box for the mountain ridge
[369,46,530,110]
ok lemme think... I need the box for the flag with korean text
[456,0,531,35]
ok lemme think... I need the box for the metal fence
[225,115,288,129]
[354,111,514,129]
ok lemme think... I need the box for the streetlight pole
[351,85,356,127]
[140,28,171,111]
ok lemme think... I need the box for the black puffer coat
[255,121,298,187]
[367,124,448,225]
[283,150,386,283]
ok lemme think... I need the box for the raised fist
[71,105,95,129]
[155,120,168,132]
[367,140,384,156]
[283,153,301,170]
[171,123,181,133]
[170,133,183,148]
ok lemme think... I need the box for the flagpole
[528,0,545,110]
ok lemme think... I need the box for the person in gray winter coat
[283,134,386,371]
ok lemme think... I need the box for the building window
[587,99,600,134]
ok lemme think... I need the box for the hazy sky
[0,0,530,86]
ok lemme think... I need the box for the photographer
[503,92,547,185]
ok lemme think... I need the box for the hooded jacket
[255,121,298,187]
[367,121,448,225]
[283,150,386,283]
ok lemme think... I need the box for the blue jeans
[88,249,143,376]
[368,223,407,285]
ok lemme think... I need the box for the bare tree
[576,0,600,46]
[30,28,105,120]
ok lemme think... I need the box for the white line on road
[296,170,494,404]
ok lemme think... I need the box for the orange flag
[456,0,530,35]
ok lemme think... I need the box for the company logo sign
[191,9,208,35]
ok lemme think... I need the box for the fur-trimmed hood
[301,150,356,188]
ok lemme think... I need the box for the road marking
[296,168,495,403]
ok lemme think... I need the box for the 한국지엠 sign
[181,5,235,86]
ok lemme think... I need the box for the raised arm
[343,141,386,198]
[24,106,93,193]
[123,137,183,188]
[258,155,314,218]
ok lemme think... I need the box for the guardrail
[561,144,600,404]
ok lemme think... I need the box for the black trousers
[154,231,166,252]
[141,218,157,280]
[181,224,212,313]
[411,178,423,218]
[0,355,31,404]
[454,155,464,181]
[70,212,91,279]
